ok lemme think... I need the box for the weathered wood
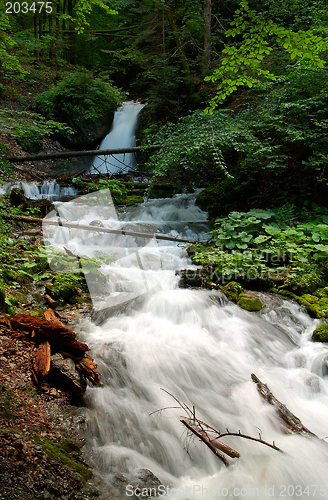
[76,354,102,386]
[183,418,240,458]
[181,419,229,466]
[10,314,89,355]
[0,213,197,243]
[6,144,174,163]
[251,373,317,438]
[33,340,51,378]
[44,295,58,308]
[44,308,62,325]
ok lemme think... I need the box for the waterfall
[42,191,328,500]
[1,180,76,200]
[90,102,145,174]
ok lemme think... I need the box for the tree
[205,0,328,113]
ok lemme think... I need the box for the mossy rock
[220,281,243,303]
[312,324,328,343]
[121,195,144,205]
[237,295,263,312]
[279,289,326,319]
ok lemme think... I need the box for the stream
[6,102,328,499]
[43,190,328,500]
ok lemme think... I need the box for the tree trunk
[164,4,191,87]
[201,0,211,74]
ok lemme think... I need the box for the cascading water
[1,180,76,200]
[90,102,145,174]
[43,191,328,500]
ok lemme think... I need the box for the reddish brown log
[10,314,89,354]
[76,354,102,386]
[33,341,51,378]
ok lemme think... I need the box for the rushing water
[43,191,328,500]
[0,180,76,200]
[90,102,145,174]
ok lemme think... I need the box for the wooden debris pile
[0,310,102,397]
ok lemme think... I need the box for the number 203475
[6,2,52,13]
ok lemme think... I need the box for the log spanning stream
[42,190,328,500]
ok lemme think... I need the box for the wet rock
[50,354,87,398]
[220,281,243,302]
[111,468,162,500]
[312,324,328,343]
[176,269,206,288]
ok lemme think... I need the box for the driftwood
[251,373,317,438]
[76,354,102,386]
[33,340,51,381]
[0,213,196,243]
[44,308,62,326]
[6,144,174,163]
[10,314,89,355]
[44,295,58,308]
[181,419,229,466]
[158,389,281,467]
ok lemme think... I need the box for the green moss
[237,295,263,311]
[121,195,144,205]
[301,294,319,304]
[220,281,243,303]
[43,438,92,483]
[45,274,86,305]
[312,324,328,343]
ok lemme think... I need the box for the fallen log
[6,144,174,163]
[10,314,89,355]
[43,309,102,386]
[0,213,197,243]
[251,373,317,438]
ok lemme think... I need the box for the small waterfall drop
[1,180,76,200]
[90,102,145,174]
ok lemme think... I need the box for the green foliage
[146,63,328,210]
[0,109,72,145]
[0,1,27,74]
[193,205,328,293]
[35,72,124,123]
[205,0,328,112]
[72,177,129,204]
[45,274,87,305]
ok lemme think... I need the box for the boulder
[49,353,87,398]
[55,106,114,149]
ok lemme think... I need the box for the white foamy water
[91,102,145,174]
[1,180,76,200]
[43,192,328,500]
